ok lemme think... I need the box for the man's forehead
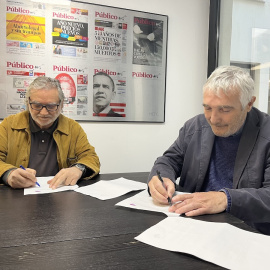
[94,76,112,85]
[31,87,58,92]
[203,88,242,105]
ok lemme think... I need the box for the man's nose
[39,107,49,114]
[96,90,104,94]
[209,110,221,124]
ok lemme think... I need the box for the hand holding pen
[20,165,40,187]
[5,165,38,189]
[156,170,173,205]
[148,170,175,205]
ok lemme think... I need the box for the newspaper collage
[0,0,167,122]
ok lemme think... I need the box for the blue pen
[20,165,40,187]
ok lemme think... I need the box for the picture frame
[1,0,168,122]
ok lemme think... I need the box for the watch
[73,163,86,175]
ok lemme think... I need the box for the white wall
[77,0,210,174]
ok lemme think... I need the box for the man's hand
[148,175,175,205]
[169,191,227,216]
[7,168,37,189]
[48,167,82,189]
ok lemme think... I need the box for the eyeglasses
[29,98,60,112]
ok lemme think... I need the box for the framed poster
[0,0,168,122]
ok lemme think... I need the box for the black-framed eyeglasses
[29,98,61,112]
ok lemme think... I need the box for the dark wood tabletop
[0,172,256,270]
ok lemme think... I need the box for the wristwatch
[73,163,86,175]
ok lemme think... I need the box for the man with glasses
[0,76,100,189]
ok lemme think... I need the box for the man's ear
[247,96,256,112]
[112,91,116,100]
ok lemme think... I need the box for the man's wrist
[71,163,86,178]
[219,188,231,212]
[2,168,17,186]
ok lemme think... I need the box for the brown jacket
[0,111,100,179]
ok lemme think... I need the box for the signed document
[116,189,183,217]
[24,176,78,195]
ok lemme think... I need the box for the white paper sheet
[135,217,269,270]
[24,176,78,195]
[75,177,147,200]
[116,189,183,217]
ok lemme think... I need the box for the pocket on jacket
[67,156,78,167]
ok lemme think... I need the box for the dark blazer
[149,107,270,234]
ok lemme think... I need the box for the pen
[20,165,40,187]
[156,170,172,206]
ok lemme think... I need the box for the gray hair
[25,76,65,104]
[203,66,255,108]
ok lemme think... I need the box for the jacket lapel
[233,109,260,188]
[195,125,215,191]
[56,114,70,135]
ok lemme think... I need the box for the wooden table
[0,172,256,269]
